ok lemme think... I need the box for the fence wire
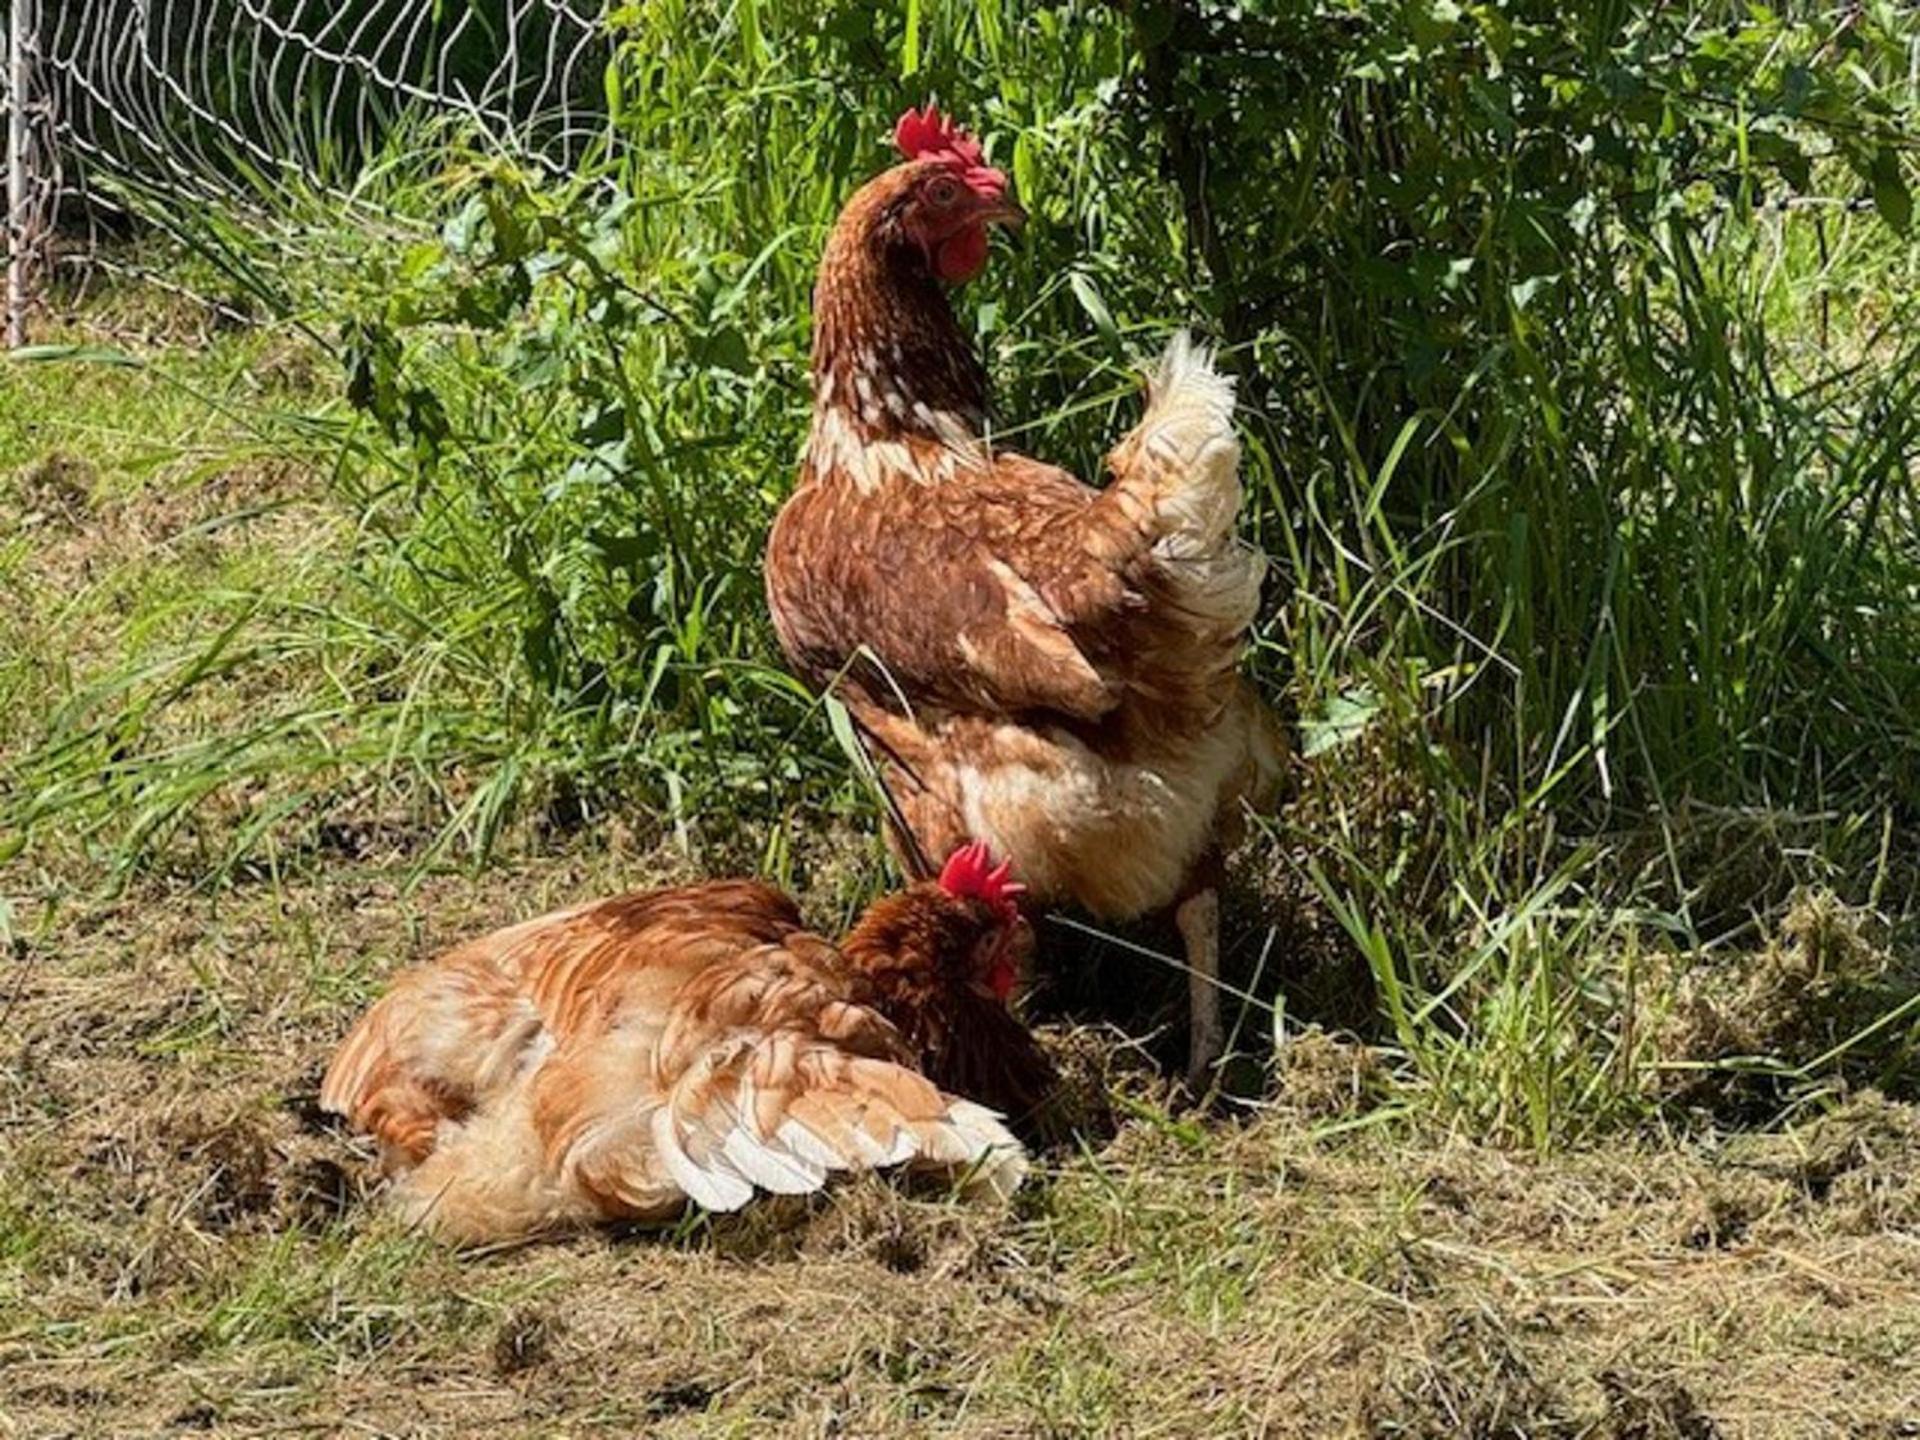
[6,0,612,333]
[6,0,57,342]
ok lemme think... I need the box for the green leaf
[1302,685,1382,759]
[1870,148,1911,234]
[738,0,764,68]
[901,0,920,77]
[1749,128,1811,193]
[7,344,142,367]
[1409,0,1463,49]
[1013,133,1038,214]
[602,59,624,122]
[1069,272,1119,348]
[443,196,488,256]
[700,325,751,375]
[1508,276,1540,311]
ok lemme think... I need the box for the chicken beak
[980,197,1028,231]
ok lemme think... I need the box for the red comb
[937,840,1025,921]
[893,104,1007,198]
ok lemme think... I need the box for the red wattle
[988,959,1016,1001]
[935,225,990,282]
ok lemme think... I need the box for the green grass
[4,0,1919,1162]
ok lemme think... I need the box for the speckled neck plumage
[807,174,988,456]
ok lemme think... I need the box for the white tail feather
[1144,330,1237,434]
[934,1100,1028,1201]
[1118,331,1264,631]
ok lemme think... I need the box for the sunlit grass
[4,1,1918,1148]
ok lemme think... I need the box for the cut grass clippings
[5,839,1920,1439]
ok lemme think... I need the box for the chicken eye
[925,176,962,207]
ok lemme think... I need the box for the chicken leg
[1175,887,1224,1086]
[1174,850,1228,1088]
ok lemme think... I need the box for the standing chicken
[765,106,1285,1083]
[320,844,1045,1243]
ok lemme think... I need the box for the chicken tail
[1102,331,1265,636]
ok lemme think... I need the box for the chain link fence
[3,0,612,342]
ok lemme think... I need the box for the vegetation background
[4,1,1920,1433]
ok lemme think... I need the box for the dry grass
[1643,888,1920,1117]
[4,842,1920,1439]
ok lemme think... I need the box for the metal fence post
[6,0,35,349]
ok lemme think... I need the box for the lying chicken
[320,844,1047,1243]
[765,106,1285,1083]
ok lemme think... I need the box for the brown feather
[839,886,1059,1133]
[766,154,1284,927]
[321,877,1033,1242]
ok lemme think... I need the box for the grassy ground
[7,839,1920,1439]
[11,4,1920,1430]
[4,291,1920,1437]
